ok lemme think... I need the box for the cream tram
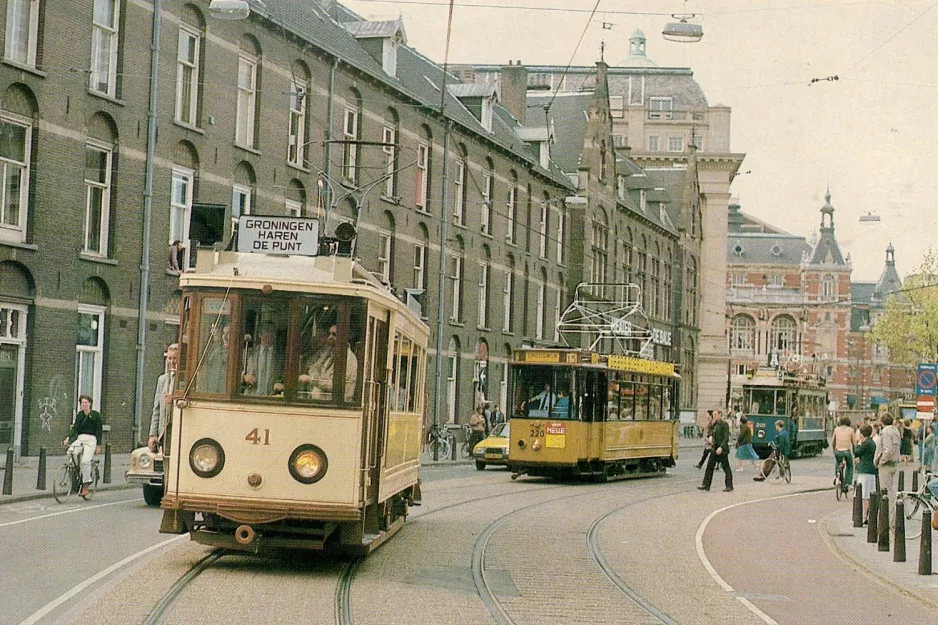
[507,348,679,480]
[159,243,428,554]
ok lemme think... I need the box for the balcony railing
[726,286,802,305]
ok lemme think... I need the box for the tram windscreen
[510,365,576,420]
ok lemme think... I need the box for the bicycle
[53,444,100,504]
[777,453,791,483]
[426,426,451,460]
[899,471,936,540]
[834,456,850,501]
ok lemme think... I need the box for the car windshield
[491,422,509,438]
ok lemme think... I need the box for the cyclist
[831,416,855,489]
[61,394,102,498]
[854,424,876,524]
[774,419,791,465]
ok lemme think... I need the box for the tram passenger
[552,390,570,418]
[199,322,229,393]
[148,344,179,453]
[299,324,358,401]
[527,383,555,415]
[242,322,284,396]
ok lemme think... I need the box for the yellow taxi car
[472,421,510,470]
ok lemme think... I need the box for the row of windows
[730,314,798,353]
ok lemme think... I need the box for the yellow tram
[507,348,679,480]
[159,245,428,554]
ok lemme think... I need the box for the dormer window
[640,189,647,212]
[616,175,626,200]
[382,36,398,77]
[771,244,782,257]
[481,96,494,132]
[343,19,407,79]
[733,242,744,257]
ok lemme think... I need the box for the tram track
[141,548,227,625]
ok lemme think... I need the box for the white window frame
[453,159,465,225]
[823,275,835,300]
[382,37,398,76]
[90,0,120,97]
[556,210,565,264]
[170,167,194,268]
[640,189,647,212]
[413,242,426,291]
[4,0,40,67]
[478,261,489,329]
[378,231,392,282]
[649,97,673,120]
[175,25,201,126]
[667,135,685,153]
[647,135,660,152]
[287,78,308,167]
[342,106,359,183]
[416,142,429,210]
[383,125,397,197]
[503,268,514,332]
[0,114,31,244]
[553,286,562,342]
[449,253,463,322]
[285,198,303,217]
[506,184,517,244]
[481,169,493,234]
[83,141,112,257]
[236,53,258,148]
[75,305,106,409]
[481,97,494,131]
[535,281,546,340]
[539,201,549,258]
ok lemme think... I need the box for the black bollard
[878,490,891,552]
[867,492,880,543]
[919,512,932,576]
[852,482,864,527]
[103,443,111,484]
[913,470,919,492]
[450,437,457,461]
[36,447,46,490]
[875,472,881,493]
[894,499,906,562]
[2,448,12,495]
[899,471,905,492]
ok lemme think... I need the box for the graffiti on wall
[38,376,69,433]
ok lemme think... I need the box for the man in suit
[299,324,358,401]
[698,409,734,492]
[242,322,284,396]
[148,344,179,453]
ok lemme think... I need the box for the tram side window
[296,300,364,404]
[177,295,192,391]
[408,342,424,413]
[194,297,232,394]
[748,389,776,415]
[649,384,662,420]
[619,377,635,420]
[633,376,648,420]
[776,391,788,416]
[511,365,573,419]
[239,301,288,397]
[607,380,621,421]
[580,371,607,422]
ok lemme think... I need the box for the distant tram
[159,236,429,554]
[507,348,680,480]
[743,367,830,458]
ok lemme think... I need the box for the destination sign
[607,355,675,377]
[237,216,320,256]
[515,350,580,364]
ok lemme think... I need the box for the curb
[0,482,140,506]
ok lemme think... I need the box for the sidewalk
[824,499,938,608]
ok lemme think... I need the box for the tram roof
[742,368,826,390]
[511,348,677,378]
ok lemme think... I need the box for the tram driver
[242,321,285,396]
[299,323,358,401]
[527,383,556,415]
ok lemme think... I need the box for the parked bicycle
[834,455,850,501]
[426,426,451,460]
[53,444,100,503]
[899,470,936,540]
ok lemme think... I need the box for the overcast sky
[336,0,938,281]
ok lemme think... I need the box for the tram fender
[159,509,190,534]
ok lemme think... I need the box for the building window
[503,263,514,332]
[556,209,566,264]
[449,253,463,322]
[649,97,673,120]
[591,210,608,288]
[383,123,398,198]
[236,53,258,148]
[664,258,672,320]
[0,116,31,244]
[285,198,302,217]
[771,316,797,353]
[667,135,684,152]
[731,315,755,351]
[535,280,546,340]
[770,274,784,288]
[453,158,466,225]
[382,37,398,76]
[232,183,251,218]
[378,232,392,283]
[90,0,120,96]
[413,239,427,292]
[175,25,201,126]
[478,261,489,328]
[506,179,517,244]
[342,106,359,183]
[287,78,308,167]
[650,251,660,317]
[76,306,105,408]
[539,200,549,258]
[83,142,112,256]
[554,283,563,342]
[416,142,429,210]
[5,0,40,67]
[731,273,746,286]
[599,140,607,181]
[481,162,493,235]
[822,275,835,300]
[170,168,194,268]
[647,135,660,151]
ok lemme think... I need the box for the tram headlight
[289,445,329,484]
[189,438,225,478]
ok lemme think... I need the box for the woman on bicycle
[62,394,102,498]
[854,424,876,524]
[831,416,855,488]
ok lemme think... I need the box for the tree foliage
[872,249,938,364]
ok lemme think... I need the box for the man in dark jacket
[698,409,734,492]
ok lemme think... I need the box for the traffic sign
[916,395,935,412]
[916,363,938,396]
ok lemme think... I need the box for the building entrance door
[0,344,17,446]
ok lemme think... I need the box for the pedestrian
[695,410,715,469]
[735,416,759,471]
[831,416,855,487]
[899,419,915,462]
[490,404,505,427]
[924,424,937,473]
[698,409,733,492]
[874,414,901,529]
[854,424,877,525]
[468,405,487,448]
[62,394,103,499]
[148,344,179,453]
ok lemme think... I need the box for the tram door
[362,316,388,505]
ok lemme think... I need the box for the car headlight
[289,445,328,484]
[189,438,225,478]
[138,453,152,470]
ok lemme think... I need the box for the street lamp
[662,1,703,43]
[208,0,266,20]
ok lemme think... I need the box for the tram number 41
[245,428,271,445]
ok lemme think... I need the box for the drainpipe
[323,57,339,217]
[133,0,161,446]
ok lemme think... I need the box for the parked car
[125,446,164,506]
[472,422,510,470]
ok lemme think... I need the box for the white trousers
[69,435,97,484]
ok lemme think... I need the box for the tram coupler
[510,470,527,481]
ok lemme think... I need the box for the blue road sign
[916,363,938,396]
